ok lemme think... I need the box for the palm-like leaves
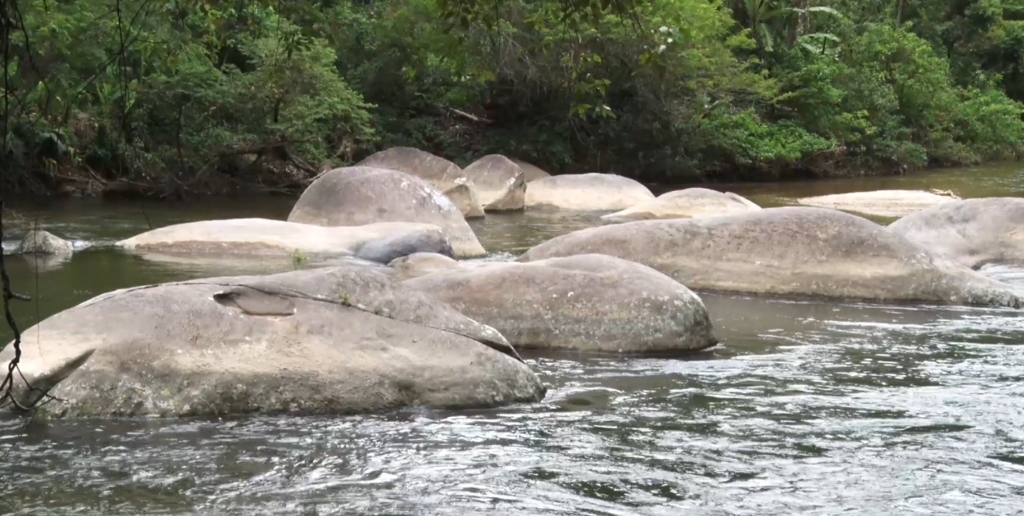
[729,0,842,52]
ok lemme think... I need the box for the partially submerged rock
[525,173,655,211]
[357,147,485,217]
[117,218,453,264]
[601,188,761,223]
[511,159,551,182]
[15,229,74,255]
[287,166,487,258]
[358,146,462,191]
[463,155,526,212]
[520,206,1023,307]
[796,189,959,217]
[3,266,544,418]
[444,182,486,219]
[401,254,718,353]
[888,197,1024,268]
[388,252,462,281]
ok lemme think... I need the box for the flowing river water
[2,163,1024,515]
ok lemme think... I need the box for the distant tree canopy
[1,0,1022,195]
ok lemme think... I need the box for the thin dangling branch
[0,0,25,410]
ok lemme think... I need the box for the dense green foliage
[2,0,1022,194]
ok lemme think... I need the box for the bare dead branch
[450,107,494,124]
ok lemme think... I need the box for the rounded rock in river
[398,253,718,353]
[357,147,485,218]
[116,217,454,264]
[462,154,527,212]
[796,189,959,217]
[525,173,655,211]
[520,206,1024,308]
[887,197,1024,268]
[2,266,544,418]
[15,229,74,256]
[601,187,760,223]
[287,166,487,258]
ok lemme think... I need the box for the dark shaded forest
[2,0,1023,197]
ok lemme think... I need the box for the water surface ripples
[3,167,1024,514]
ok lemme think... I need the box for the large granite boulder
[443,183,486,219]
[796,189,959,217]
[117,218,453,264]
[601,188,761,223]
[388,252,463,281]
[398,254,717,353]
[525,173,655,211]
[887,197,1024,268]
[510,159,551,182]
[462,155,527,212]
[287,166,487,258]
[520,206,1023,308]
[357,147,485,218]
[2,266,545,418]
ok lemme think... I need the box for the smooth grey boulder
[116,218,453,264]
[288,167,487,258]
[15,229,74,255]
[796,189,959,217]
[511,159,552,182]
[601,188,760,223]
[357,147,485,218]
[444,182,486,219]
[463,155,526,212]
[400,254,718,353]
[525,173,655,211]
[520,206,1024,308]
[2,266,544,418]
[388,252,462,281]
[887,197,1024,268]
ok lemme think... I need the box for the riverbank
[5,154,1023,203]
[6,0,1024,210]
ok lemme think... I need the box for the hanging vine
[0,0,27,411]
[0,0,52,414]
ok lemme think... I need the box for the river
[2,163,1024,515]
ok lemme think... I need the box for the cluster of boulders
[6,146,1023,420]
[354,146,660,215]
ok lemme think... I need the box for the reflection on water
[661,160,1024,207]
[469,210,606,255]
[2,162,1024,515]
